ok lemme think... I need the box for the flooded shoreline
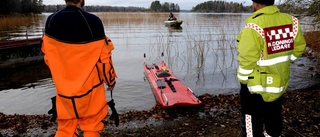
[0,55,319,115]
[0,13,319,115]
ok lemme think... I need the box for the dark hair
[252,0,274,6]
[65,0,81,4]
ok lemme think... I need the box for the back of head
[65,0,80,4]
[65,0,84,7]
[252,0,275,6]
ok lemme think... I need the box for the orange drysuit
[42,35,117,136]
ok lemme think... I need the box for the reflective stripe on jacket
[42,35,117,119]
[236,6,306,102]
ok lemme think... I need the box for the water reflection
[167,26,183,33]
[0,62,51,90]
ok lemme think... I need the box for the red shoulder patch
[264,24,294,54]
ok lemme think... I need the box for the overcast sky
[42,0,281,10]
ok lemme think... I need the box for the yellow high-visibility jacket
[236,6,306,102]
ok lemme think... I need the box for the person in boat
[236,0,306,136]
[168,12,177,21]
[41,0,117,136]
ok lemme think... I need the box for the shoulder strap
[110,90,113,99]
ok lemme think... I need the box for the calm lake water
[0,12,318,115]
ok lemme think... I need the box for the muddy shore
[0,84,319,137]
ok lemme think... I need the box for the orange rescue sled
[144,53,202,108]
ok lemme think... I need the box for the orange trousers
[55,105,108,137]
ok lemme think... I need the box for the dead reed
[0,15,39,31]
[96,12,168,25]
[146,13,241,87]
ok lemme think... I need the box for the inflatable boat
[164,20,183,27]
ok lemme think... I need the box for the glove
[48,96,57,122]
[107,99,119,127]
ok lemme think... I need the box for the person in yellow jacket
[41,0,117,136]
[236,0,306,136]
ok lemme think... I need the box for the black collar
[252,13,264,19]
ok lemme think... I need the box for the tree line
[191,0,250,13]
[0,0,319,25]
[0,0,44,15]
[149,1,180,12]
[45,0,179,13]
[279,0,319,24]
[44,5,147,12]
[191,0,319,24]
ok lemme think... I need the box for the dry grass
[96,12,168,25]
[304,31,320,54]
[303,31,320,70]
[0,15,39,31]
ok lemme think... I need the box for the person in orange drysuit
[41,0,117,136]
